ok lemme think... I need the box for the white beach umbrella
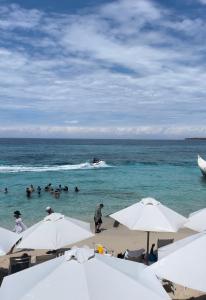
[0,247,170,300]
[150,231,206,292]
[17,213,94,250]
[184,208,206,232]
[110,197,187,259]
[0,226,21,256]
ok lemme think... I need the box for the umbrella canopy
[184,208,206,232]
[150,231,206,292]
[0,226,21,256]
[17,213,94,250]
[110,198,186,232]
[0,247,170,300]
[110,198,187,259]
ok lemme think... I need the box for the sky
[0,0,206,139]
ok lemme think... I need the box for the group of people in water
[26,183,80,198]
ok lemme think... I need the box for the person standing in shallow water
[37,186,41,196]
[94,204,104,233]
[26,187,31,198]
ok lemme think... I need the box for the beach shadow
[174,296,206,300]
[14,248,34,254]
[189,296,206,300]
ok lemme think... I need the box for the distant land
[185,138,206,140]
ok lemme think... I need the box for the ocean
[0,138,206,229]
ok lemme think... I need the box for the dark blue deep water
[0,138,206,229]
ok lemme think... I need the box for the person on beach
[148,243,157,262]
[46,206,54,215]
[94,203,104,233]
[13,211,27,233]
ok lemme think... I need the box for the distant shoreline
[185,138,206,140]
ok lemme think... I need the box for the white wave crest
[0,161,110,173]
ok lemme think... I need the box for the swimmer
[26,187,31,198]
[30,185,35,192]
[45,183,52,192]
[37,186,41,196]
[54,189,60,198]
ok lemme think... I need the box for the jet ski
[91,158,102,166]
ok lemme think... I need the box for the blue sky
[0,0,206,138]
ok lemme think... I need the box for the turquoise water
[0,138,206,229]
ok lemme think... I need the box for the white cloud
[0,125,206,139]
[197,0,206,4]
[64,120,79,124]
[0,0,206,138]
[0,4,42,29]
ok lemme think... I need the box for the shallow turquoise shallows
[0,138,206,229]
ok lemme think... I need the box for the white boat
[197,155,206,176]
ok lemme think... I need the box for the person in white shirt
[13,210,27,234]
[46,206,54,215]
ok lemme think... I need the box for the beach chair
[124,248,145,263]
[56,247,71,257]
[35,254,56,264]
[157,238,174,260]
[157,238,174,249]
[9,255,31,274]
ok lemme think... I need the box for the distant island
[185,138,206,140]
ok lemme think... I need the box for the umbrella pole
[146,231,150,265]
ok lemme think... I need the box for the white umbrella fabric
[0,247,170,300]
[17,213,94,250]
[110,198,187,259]
[0,226,21,256]
[184,208,206,232]
[150,231,206,292]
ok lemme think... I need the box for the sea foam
[0,161,110,173]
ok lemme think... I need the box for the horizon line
[0,137,200,141]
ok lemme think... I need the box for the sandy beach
[0,216,205,300]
